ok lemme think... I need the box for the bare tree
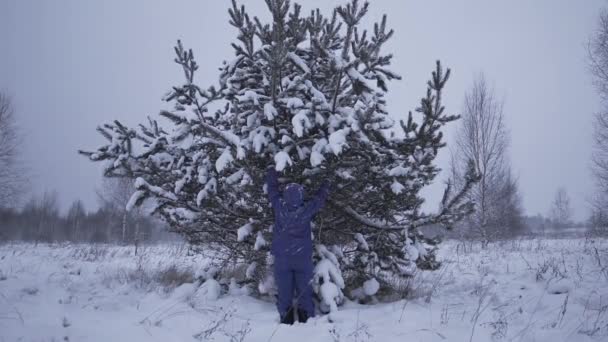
[450,74,524,246]
[0,93,25,208]
[97,177,145,244]
[589,108,608,230]
[493,171,525,233]
[66,199,86,241]
[589,8,608,101]
[589,8,608,230]
[549,187,572,229]
[588,193,608,234]
[25,190,61,244]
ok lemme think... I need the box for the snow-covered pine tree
[80,0,478,306]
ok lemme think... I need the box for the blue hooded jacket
[266,168,330,259]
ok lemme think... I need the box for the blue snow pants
[274,257,315,318]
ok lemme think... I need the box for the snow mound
[194,278,221,301]
[229,278,250,296]
[258,273,276,296]
[363,278,380,296]
[171,283,197,301]
[313,245,345,317]
[320,282,341,321]
[547,279,573,295]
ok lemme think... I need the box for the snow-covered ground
[1,238,607,342]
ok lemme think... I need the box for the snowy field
[1,238,607,342]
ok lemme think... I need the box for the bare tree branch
[450,74,523,245]
[0,93,27,208]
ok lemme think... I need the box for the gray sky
[0,0,603,220]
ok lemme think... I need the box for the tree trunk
[122,211,127,244]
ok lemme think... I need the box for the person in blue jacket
[265,167,330,325]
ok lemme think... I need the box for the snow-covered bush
[313,245,345,317]
[81,0,478,302]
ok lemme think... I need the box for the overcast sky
[0,0,604,220]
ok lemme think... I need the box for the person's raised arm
[265,167,281,209]
[303,179,330,217]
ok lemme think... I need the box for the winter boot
[297,308,309,323]
[280,307,295,325]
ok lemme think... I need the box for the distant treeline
[0,191,178,244]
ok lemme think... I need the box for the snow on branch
[135,177,178,202]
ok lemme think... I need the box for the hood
[283,183,304,210]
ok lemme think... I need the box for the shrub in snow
[155,264,195,291]
[81,0,478,306]
[195,265,219,282]
[257,272,276,296]
[313,245,345,315]
[228,278,250,296]
[349,277,380,303]
[193,278,221,301]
